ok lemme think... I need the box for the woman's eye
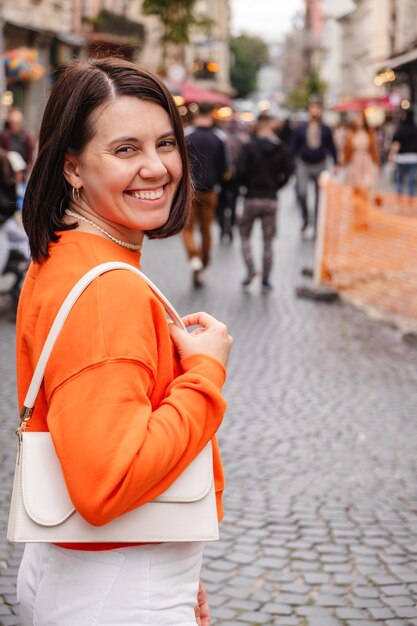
[116,146,135,154]
[158,139,177,150]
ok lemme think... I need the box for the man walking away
[237,113,293,293]
[291,98,337,239]
[183,101,228,287]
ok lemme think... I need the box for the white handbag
[7,261,219,543]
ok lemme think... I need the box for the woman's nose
[139,150,168,178]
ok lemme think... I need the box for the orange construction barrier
[315,177,417,322]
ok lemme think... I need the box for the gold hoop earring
[72,187,80,202]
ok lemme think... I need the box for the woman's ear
[63,154,82,189]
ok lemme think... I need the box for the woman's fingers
[181,312,218,330]
[169,311,232,366]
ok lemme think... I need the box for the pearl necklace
[65,209,143,251]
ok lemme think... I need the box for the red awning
[169,80,231,106]
[331,96,396,112]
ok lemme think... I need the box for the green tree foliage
[142,0,212,70]
[230,34,269,98]
[286,71,327,110]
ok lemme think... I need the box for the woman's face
[355,113,365,128]
[67,97,183,239]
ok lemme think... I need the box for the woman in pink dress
[342,112,380,228]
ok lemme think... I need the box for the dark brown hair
[23,57,192,262]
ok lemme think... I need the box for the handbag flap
[22,433,213,527]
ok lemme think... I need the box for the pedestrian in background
[341,112,380,230]
[0,108,34,169]
[15,57,232,625]
[237,113,293,292]
[216,114,247,242]
[342,112,380,190]
[389,108,417,196]
[291,98,338,239]
[0,148,17,274]
[276,117,295,147]
[182,101,229,287]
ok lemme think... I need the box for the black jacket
[291,122,338,164]
[185,126,228,192]
[0,152,16,225]
[237,135,293,199]
[392,121,417,154]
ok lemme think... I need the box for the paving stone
[255,557,288,569]
[262,603,293,615]
[320,585,346,596]
[351,597,383,608]
[280,584,311,594]
[380,584,410,596]
[383,595,414,607]
[315,594,346,607]
[292,550,318,561]
[290,561,319,571]
[323,563,352,573]
[228,599,261,612]
[368,575,400,585]
[213,607,239,620]
[367,607,396,619]
[296,606,333,616]
[335,608,368,619]
[334,574,367,585]
[352,587,380,598]
[316,545,348,554]
[393,607,417,618]
[307,618,342,626]
[304,573,331,584]
[238,610,272,623]
[275,594,308,606]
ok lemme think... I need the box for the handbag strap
[19,261,186,428]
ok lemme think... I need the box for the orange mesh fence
[316,178,417,322]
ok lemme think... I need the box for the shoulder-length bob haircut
[23,57,192,263]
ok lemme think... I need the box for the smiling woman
[14,57,233,625]
[63,97,183,239]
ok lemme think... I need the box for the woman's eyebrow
[108,130,175,146]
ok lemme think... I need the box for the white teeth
[130,189,163,200]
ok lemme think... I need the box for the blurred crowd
[1,98,417,301]
[180,97,417,290]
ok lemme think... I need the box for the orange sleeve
[41,269,227,526]
[48,354,226,526]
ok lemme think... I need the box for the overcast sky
[229,0,304,42]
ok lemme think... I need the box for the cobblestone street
[1,187,417,625]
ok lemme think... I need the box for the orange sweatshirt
[16,230,226,550]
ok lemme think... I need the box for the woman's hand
[169,312,233,367]
[195,580,210,625]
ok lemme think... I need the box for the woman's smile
[125,186,165,201]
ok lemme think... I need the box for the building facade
[3,0,83,131]
[320,0,354,107]
[1,0,232,133]
[338,0,391,100]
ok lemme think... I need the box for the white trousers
[17,542,204,625]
